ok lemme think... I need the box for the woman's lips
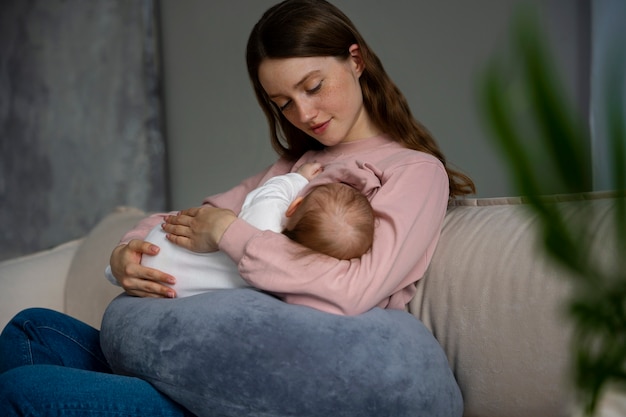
[311,120,330,135]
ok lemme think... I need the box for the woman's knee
[5,307,70,328]
[0,308,109,374]
[1,308,67,342]
[0,309,50,373]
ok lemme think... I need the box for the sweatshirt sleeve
[218,157,449,316]
[116,160,292,245]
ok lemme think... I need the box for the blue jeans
[0,308,194,416]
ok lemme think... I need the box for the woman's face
[258,46,378,146]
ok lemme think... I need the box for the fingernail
[167,291,175,298]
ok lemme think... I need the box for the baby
[141,162,375,297]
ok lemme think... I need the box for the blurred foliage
[479,8,626,416]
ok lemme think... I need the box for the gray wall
[159,0,591,208]
[0,0,167,261]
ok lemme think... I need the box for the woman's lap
[101,289,463,417]
[0,308,192,417]
[0,292,463,417]
[0,365,193,416]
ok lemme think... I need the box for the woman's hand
[109,240,177,298]
[163,206,237,253]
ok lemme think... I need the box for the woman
[0,0,474,415]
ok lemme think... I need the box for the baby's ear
[285,197,305,217]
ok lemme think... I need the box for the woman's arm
[108,160,291,297]
[219,159,449,315]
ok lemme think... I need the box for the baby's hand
[297,162,323,180]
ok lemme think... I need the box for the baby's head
[283,183,375,260]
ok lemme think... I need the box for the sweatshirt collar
[322,134,395,156]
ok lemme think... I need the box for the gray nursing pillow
[100,289,462,417]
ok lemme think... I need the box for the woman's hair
[282,183,375,260]
[246,0,475,198]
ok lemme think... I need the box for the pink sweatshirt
[119,135,449,316]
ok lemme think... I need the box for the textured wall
[0,0,167,261]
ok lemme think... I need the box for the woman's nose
[295,99,317,123]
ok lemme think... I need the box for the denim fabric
[101,289,464,417]
[0,308,110,374]
[0,308,193,417]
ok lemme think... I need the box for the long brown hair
[246,0,475,198]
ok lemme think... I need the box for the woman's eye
[307,82,322,94]
[276,81,321,112]
[279,101,292,112]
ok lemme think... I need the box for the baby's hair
[283,183,375,260]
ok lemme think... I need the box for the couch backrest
[64,207,146,329]
[411,193,620,417]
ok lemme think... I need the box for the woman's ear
[348,44,364,76]
[285,196,304,218]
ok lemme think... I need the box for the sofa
[1,194,624,417]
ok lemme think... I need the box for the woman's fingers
[178,207,199,217]
[165,208,198,226]
[162,206,236,253]
[163,212,196,238]
[120,268,176,298]
[129,284,175,298]
[161,221,191,238]
[110,239,177,298]
[164,233,193,250]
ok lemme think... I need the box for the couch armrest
[0,238,83,329]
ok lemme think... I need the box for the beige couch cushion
[0,238,82,329]
[411,193,618,417]
[64,206,146,329]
